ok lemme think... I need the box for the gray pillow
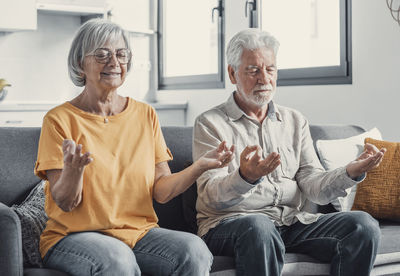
[11,180,48,268]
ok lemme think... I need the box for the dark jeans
[203,211,380,276]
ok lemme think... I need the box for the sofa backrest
[0,127,42,206]
[0,125,366,230]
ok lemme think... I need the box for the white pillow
[316,127,382,211]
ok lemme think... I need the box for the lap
[43,231,137,275]
[134,227,212,275]
[203,214,281,256]
[280,211,379,260]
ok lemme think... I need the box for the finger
[216,141,227,153]
[269,158,281,172]
[71,144,83,164]
[63,139,75,155]
[249,146,262,166]
[240,145,258,161]
[81,152,93,166]
[229,144,235,153]
[260,152,280,171]
[364,143,379,154]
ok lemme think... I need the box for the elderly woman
[34,19,234,276]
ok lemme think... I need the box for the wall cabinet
[0,0,37,31]
[36,0,107,16]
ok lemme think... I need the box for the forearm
[297,167,361,204]
[153,162,204,204]
[197,168,256,210]
[51,167,84,212]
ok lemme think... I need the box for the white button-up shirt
[193,92,363,238]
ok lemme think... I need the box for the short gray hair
[68,18,131,87]
[226,28,280,71]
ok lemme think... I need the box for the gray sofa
[1,125,400,276]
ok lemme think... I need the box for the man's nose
[258,70,270,84]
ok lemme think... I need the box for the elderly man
[193,28,386,276]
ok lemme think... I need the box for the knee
[236,215,284,251]
[176,233,213,274]
[347,211,381,245]
[100,241,140,275]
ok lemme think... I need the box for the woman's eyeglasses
[89,48,132,65]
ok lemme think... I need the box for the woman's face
[82,37,129,92]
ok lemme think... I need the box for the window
[158,0,225,90]
[259,0,352,86]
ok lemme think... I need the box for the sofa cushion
[0,127,42,206]
[352,138,400,221]
[11,180,47,268]
[315,127,382,212]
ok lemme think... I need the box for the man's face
[229,47,278,108]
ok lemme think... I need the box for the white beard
[238,84,276,107]
[252,89,275,106]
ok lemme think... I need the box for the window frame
[258,0,352,86]
[157,0,225,90]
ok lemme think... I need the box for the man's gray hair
[226,28,280,71]
[68,18,131,87]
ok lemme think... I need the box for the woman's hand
[47,140,93,212]
[195,141,235,172]
[153,141,235,204]
[63,139,93,170]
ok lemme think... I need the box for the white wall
[158,0,400,141]
[0,12,151,103]
[0,14,81,103]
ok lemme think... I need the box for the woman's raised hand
[62,139,93,170]
[197,141,235,171]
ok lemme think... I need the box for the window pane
[262,0,340,69]
[164,0,219,77]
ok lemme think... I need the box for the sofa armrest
[0,202,23,276]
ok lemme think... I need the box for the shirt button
[104,118,109,124]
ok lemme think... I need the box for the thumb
[62,139,76,155]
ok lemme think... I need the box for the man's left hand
[346,143,386,179]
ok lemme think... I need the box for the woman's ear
[228,65,237,84]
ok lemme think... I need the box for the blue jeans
[203,211,380,276]
[43,227,213,276]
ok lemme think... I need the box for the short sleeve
[151,108,173,164]
[34,114,67,179]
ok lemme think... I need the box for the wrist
[239,168,259,184]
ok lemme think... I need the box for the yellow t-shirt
[34,98,172,258]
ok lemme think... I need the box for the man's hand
[196,141,235,171]
[63,139,93,170]
[239,145,280,183]
[346,143,386,179]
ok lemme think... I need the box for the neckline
[63,97,133,122]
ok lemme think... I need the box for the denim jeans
[43,227,213,276]
[203,211,380,276]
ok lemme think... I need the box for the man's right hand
[239,145,280,183]
[63,139,93,170]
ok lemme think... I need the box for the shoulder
[275,103,308,125]
[43,102,72,124]
[195,102,230,126]
[129,98,157,117]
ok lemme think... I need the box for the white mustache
[254,85,273,91]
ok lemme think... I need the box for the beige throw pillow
[315,128,382,211]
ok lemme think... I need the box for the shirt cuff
[231,169,259,194]
[238,168,264,185]
[339,167,366,189]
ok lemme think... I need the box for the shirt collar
[225,92,282,122]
